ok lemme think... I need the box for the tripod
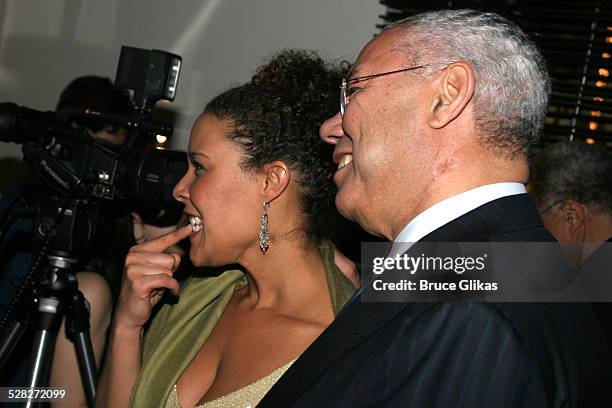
[0,198,99,408]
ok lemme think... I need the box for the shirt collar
[394,182,526,246]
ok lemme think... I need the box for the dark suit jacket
[258,194,612,407]
[585,237,612,352]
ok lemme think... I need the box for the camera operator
[0,75,181,407]
[57,76,132,146]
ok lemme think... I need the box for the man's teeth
[189,216,202,232]
[338,154,353,170]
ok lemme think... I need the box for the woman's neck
[236,238,331,316]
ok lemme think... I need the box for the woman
[96,50,357,407]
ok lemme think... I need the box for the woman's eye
[193,162,206,175]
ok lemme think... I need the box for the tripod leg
[65,290,98,408]
[0,319,27,372]
[26,297,62,408]
[73,332,98,407]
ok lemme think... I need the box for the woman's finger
[132,224,191,253]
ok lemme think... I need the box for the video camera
[0,47,188,403]
[0,46,187,254]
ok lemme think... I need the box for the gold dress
[165,359,296,408]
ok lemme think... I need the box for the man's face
[320,30,436,239]
[540,210,571,243]
[88,124,128,146]
[537,202,587,270]
[71,121,128,146]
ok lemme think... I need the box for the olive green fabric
[129,240,356,407]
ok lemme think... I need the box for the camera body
[0,46,186,254]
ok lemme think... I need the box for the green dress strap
[318,239,357,315]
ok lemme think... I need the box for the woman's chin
[189,248,223,268]
[188,247,205,267]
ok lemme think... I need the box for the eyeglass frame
[339,61,455,116]
[539,199,566,216]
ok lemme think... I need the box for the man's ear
[261,161,290,202]
[427,61,475,129]
[560,199,585,234]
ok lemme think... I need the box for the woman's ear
[261,160,290,202]
[427,61,475,129]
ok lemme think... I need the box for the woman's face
[173,113,263,266]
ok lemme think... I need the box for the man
[530,141,612,345]
[0,76,131,403]
[56,75,132,145]
[0,75,132,319]
[259,9,611,407]
[530,141,612,270]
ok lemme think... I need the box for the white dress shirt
[389,183,526,256]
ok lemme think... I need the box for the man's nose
[319,112,343,145]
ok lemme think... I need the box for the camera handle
[25,252,98,408]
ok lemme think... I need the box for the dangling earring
[259,201,270,253]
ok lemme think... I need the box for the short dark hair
[530,141,612,215]
[56,75,132,132]
[204,49,342,241]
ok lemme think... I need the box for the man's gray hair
[386,9,551,158]
[530,141,612,215]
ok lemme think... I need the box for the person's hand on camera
[115,224,192,329]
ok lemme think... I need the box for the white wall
[0,0,385,159]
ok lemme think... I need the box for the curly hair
[204,50,342,242]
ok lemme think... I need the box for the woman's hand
[94,225,191,408]
[114,224,192,329]
[132,212,187,255]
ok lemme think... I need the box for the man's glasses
[339,62,454,116]
[539,199,565,216]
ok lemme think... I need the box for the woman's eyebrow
[188,151,210,160]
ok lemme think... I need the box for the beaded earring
[259,201,270,253]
